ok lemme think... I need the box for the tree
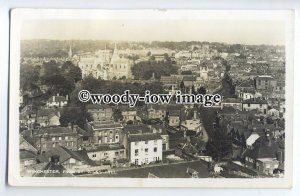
[59,107,91,129]
[205,128,232,161]
[20,63,40,92]
[191,85,196,95]
[61,61,82,83]
[113,108,123,121]
[197,86,206,95]
[44,74,75,95]
[131,60,178,80]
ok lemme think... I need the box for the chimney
[66,94,69,100]
[73,125,78,133]
[68,122,72,129]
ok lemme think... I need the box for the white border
[8,9,294,188]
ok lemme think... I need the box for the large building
[78,43,133,80]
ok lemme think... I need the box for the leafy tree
[59,107,91,129]
[44,74,75,95]
[131,60,177,80]
[20,63,40,92]
[205,128,232,161]
[197,86,206,95]
[113,108,123,121]
[61,61,82,82]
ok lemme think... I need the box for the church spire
[68,42,72,58]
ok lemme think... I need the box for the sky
[21,19,286,45]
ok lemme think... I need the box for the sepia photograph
[8,9,294,188]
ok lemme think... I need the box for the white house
[268,108,280,118]
[46,94,68,108]
[128,133,163,166]
[242,98,268,115]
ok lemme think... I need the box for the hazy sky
[21,19,286,45]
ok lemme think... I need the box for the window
[120,150,124,155]
[135,159,139,165]
[145,158,148,164]
[154,147,157,152]
[59,137,62,140]
[92,154,97,158]
[135,149,139,156]
[65,136,68,140]
[115,135,119,142]
[145,141,148,145]
[52,137,55,141]
[145,148,148,154]
[115,151,119,156]
[135,142,139,146]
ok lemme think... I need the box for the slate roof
[91,122,123,130]
[20,149,37,160]
[128,133,162,142]
[123,124,152,134]
[87,144,125,152]
[41,146,97,166]
[37,108,59,117]
[219,106,236,114]
[242,98,267,104]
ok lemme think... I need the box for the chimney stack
[68,122,72,130]
[66,94,68,100]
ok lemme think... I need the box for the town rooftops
[128,133,163,142]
